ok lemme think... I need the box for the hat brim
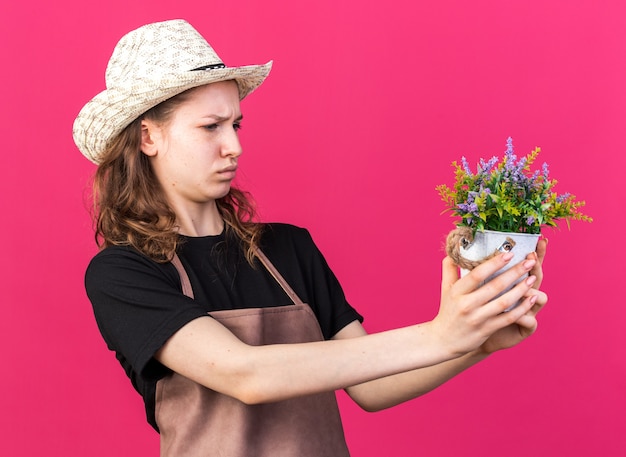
[73,61,272,164]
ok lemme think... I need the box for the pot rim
[477,229,542,239]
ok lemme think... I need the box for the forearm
[157,253,540,405]
[157,316,458,405]
[229,323,466,404]
[345,349,489,412]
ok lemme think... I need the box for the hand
[479,238,549,354]
[434,251,540,358]
[529,237,548,289]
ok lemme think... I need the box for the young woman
[74,19,547,456]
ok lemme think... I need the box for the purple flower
[556,193,571,203]
[457,201,479,216]
[479,156,499,174]
[504,138,518,172]
[505,137,514,155]
[461,156,473,176]
[437,136,591,234]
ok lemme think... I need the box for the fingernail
[523,259,536,269]
[526,275,537,286]
[530,295,538,305]
[502,252,514,261]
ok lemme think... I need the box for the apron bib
[157,250,350,456]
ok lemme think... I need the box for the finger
[525,251,538,262]
[514,312,538,334]
[514,293,542,332]
[453,252,516,295]
[471,273,537,328]
[523,289,548,317]
[536,238,548,264]
[529,238,547,288]
[494,275,538,315]
[441,256,460,293]
[487,291,538,332]
[467,256,537,303]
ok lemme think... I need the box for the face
[141,81,243,211]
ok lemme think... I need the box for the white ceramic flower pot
[460,230,540,311]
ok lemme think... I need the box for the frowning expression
[141,81,243,208]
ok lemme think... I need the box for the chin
[212,185,232,200]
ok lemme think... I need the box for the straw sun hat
[73,19,272,164]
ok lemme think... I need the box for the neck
[174,201,224,237]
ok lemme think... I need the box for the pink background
[2,0,624,455]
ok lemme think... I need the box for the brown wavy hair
[92,88,263,264]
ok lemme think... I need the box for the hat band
[191,63,226,71]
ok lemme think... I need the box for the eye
[497,240,515,252]
[233,122,242,132]
[203,123,218,131]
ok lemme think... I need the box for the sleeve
[300,228,364,337]
[85,247,209,383]
[264,224,364,339]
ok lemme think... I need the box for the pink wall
[2,1,624,455]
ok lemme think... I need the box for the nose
[221,127,243,158]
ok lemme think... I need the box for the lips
[217,164,238,180]
[219,165,238,173]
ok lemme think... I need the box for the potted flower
[436,137,592,308]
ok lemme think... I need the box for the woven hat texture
[73,19,272,164]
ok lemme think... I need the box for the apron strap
[171,254,195,299]
[171,248,304,306]
[253,248,304,306]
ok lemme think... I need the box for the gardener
[73,19,548,457]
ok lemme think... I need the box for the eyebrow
[204,114,244,122]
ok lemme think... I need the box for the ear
[140,119,160,157]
